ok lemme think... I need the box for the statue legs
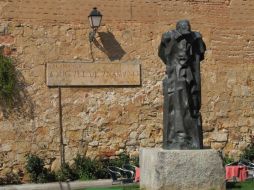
[163,78,202,150]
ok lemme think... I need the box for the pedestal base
[140,148,225,190]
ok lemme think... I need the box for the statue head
[176,20,191,35]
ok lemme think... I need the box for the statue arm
[191,32,207,111]
[198,39,206,61]
[193,32,206,61]
[158,32,172,64]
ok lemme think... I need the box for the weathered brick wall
[0,0,231,23]
[0,0,254,179]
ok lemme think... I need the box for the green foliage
[0,172,21,185]
[55,156,109,181]
[223,155,234,165]
[107,152,139,167]
[36,169,56,183]
[0,54,16,105]
[74,154,101,180]
[108,152,130,168]
[227,180,254,190]
[25,152,140,183]
[25,154,55,183]
[72,152,137,180]
[25,154,44,182]
[240,136,254,161]
[82,184,140,190]
[130,156,139,167]
[55,163,78,181]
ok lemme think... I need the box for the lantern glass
[89,15,102,28]
[88,7,102,29]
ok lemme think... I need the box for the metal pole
[58,87,64,167]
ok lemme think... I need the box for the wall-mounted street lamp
[88,7,103,42]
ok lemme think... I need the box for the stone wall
[0,0,254,179]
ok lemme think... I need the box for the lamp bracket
[89,28,97,43]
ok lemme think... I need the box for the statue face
[176,20,191,35]
[175,39,191,66]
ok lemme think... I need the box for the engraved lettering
[74,71,79,78]
[89,72,96,78]
[47,63,140,86]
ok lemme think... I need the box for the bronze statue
[158,20,206,150]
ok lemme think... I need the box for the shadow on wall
[93,31,126,61]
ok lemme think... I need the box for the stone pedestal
[140,148,225,190]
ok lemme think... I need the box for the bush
[25,154,44,182]
[74,154,98,180]
[223,155,234,165]
[108,152,130,168]
[25,152,140,182]
[130,156,139,167]
[93,159,110,179]
[106,152,139,167]
[241,145,254,161]
[0,54,16,105]
[55,163,78,182]
[73,153,129,180]
[0,172,21,185]
[0,177,3,185]
[36,169,56,183]
[25,154,55,183]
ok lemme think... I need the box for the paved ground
[0,179,115,190]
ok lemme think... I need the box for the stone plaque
[46,62,141,86]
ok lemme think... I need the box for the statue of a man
[158,20,206,150]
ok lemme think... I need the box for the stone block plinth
[140,148,225,190]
